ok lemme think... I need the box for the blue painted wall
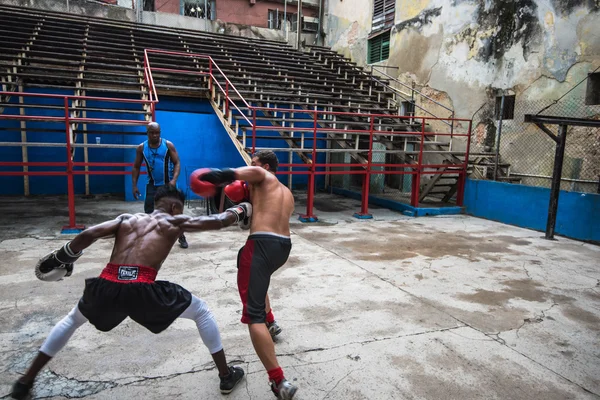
[0,88,146,195]
[124,97,246,203]
[1,93,328,198]
[464,179,600,243]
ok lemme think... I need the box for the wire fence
[470,68,600,194]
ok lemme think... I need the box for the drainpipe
[316,0,323,45]
[284,0,287,42]
[297,0,302,50]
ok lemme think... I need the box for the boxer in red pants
[198,151,298,400]
[10,185,250,400]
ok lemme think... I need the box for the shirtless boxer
[198,151,298,399]
[10,185,250,400]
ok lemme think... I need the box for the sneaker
[178,234,188,249]
[219,365,244,394]
[270,379,298,399]
[11,380,33,400]
[267,321,282,339]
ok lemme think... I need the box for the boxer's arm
[166,141,181,185]
[176,212,238,232]
[233,166,268,184]
[69,214,132,253]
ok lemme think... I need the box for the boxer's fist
[224,180,249,203]
[198,168,237,186]
[35,242,82,282]
[226,202,252,227]
[190,168,217,198]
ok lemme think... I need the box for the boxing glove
[35,242,83,282]
[198,168,237,186]
[224,180,249,203]
[226,202,252,227]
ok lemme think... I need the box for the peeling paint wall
[324,0,600,118]
[325,0,600,191]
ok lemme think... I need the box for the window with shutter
[372,0,395,32]
[368,30,390,64]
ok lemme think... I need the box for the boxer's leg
[178,295,244,393]
[144,184,156,214]
[240,236,296,398]
[12,305,88,398]
[265,294,281,338]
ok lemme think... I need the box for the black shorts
[237,233,292,324]
[78,264,192,334]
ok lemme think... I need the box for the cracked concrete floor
[0,193,599,399]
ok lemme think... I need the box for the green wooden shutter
[368,30,390,64]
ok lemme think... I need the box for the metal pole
[204,0,208,31]
[494,93,505,181]
[284,0,287,41]
[456,119,473,207]
[67,0,69,12]
[358,116,375,217]
[297,0,302,50]
[545,124,568,240]
[316,0,323,45]
[64,97,76,229]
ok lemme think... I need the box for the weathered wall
[324,0,600,119]
[0,0,317,42]
[216,0,316,28]
[0,0,135,19]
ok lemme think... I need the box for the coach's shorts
[78,263,192,334]
[236,233,292,324]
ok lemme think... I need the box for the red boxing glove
[224,180,249,203]
[190,168,217,198]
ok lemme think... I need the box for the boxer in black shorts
[10,185,251,400]
[198,151,298,400]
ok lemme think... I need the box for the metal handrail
[370,76,451,126]
[371,66,454,114]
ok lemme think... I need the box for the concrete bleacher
[0,4,468,204]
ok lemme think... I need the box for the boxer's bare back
[69,209,237,272]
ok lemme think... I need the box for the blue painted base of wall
[464,179,600,243]
[330,187,464,217]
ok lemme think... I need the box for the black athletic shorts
[236,233,292,324]
[78,264,192,334]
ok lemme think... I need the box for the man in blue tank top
[132,122,189,248]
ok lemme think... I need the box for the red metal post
[411,118,426,207]
[355,116,374,218]
[252,108,257,155]
[456,119,472,206]
[300,111,318,222]
[62,97,84,232]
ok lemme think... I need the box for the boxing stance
[11,185,251,400]
[199,151,298,400]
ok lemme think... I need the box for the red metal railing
[0,48,472,228]
[0,91,155,229]
[143,49,474,220]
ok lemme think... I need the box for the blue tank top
[142,139,173,186]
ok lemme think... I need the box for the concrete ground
[0,193,599,400]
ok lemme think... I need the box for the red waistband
[99,263,157,284]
